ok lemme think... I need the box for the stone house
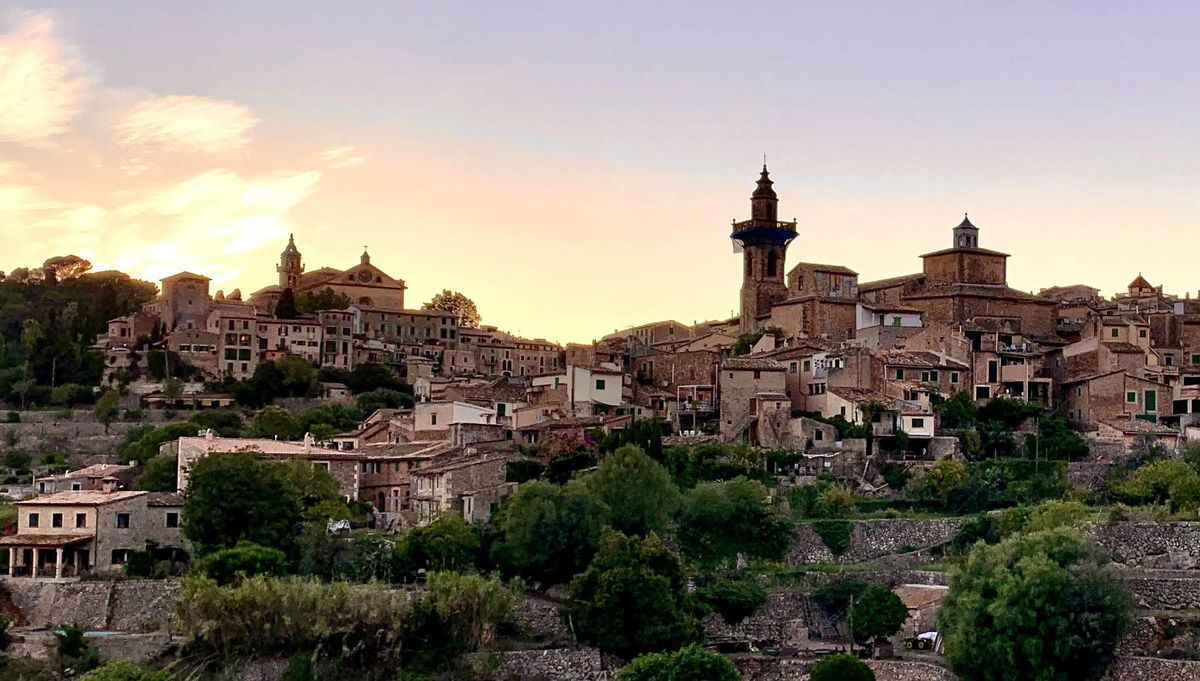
[1060,370,1172,430]
[602,320,692,347]
[718,357,787,442]
[410,453,514,525]
[1094,419,1181,454]
[1,485,185,578]
[35,465,136,496]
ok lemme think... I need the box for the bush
[810,654,875,681]
[939,529,1132,681]
[813,578,870,614]
[194,542,288,585]
[176,572,515,673]
[811,519,854,556]
[677,477,792,567]
[54,624,101,674]
[849,585,907,644]
[617,644,740,681]
[569,530,701,659]
[880,463,911,490]
[5,412,18,423]
[695,576,768,625]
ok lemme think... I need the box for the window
[1145,390,1157,412]
[1166,355,1175,366]
[912,418,925,429]
[1125,392,1137,404]
[497,403,506,417]
[951,372,959,384]
[431,413,438,426]
[803,360,811,372]
[975,385,991,400]
[28,512,38,528]
[1193,354,1200,365]
[313,462,329,471]
[789,362,798,374]
[75,513,86,528]
[596,379,606,390]
[1111,328,1120,338]
[814,430,823,441]
[1139,329,1148,338]
[1077,387,1083,397]
[111,549,131,565]
[839,406,846,417]
[920,371,930,382]
[895,368,905,380]
[51,513,63,528]
[71,482,82,491]
[166,512,179,528]
[116,513,130,529]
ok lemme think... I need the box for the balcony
[678,400,718,414]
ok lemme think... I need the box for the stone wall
[2,578,178,632]
[1110,657,1200,681]
[485,647,621,680]
[1088,522,1200,569]
[1123,576,1200,611]
[787,518,963,565]
[0,412,166,462]
[702,591,810,645]
[1067,461,1113,492]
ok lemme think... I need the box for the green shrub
[194,541,288,585]
[849,585,907,644]
[5,412,19,423]
[617,644,740,680]
[810,654,875,681]
[123,550,156,578]
[811,519,854,556]
[54,624,100,673]
[695,576,768,625]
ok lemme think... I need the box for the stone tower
[731,165,797,333]
[277,234,304,289]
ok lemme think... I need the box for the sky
[0,2,1197,344]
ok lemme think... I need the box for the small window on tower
[767,251,777,277]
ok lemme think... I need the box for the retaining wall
[787,518,963,565]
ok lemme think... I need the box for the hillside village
[0,168,1199,680]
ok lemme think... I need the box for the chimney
[101,477,120,494]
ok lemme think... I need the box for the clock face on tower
[357,269,372,283]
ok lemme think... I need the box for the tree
[93,389,120,432]
[295,287,350,314]
[182,454,304,556]
[195,541,289,585]
[1120,459,1200,511]
[423,290,481,328]
[810,654,875,681]
[695,576,768,625]
[939,529,1132,681]
[274,288,299,319]
[276,355,318,397]
[356,388,413,413]
[491,479,608,585]
[617,644,740,681]
[41,255,92,284]
[252,406,303,440]
[931,390,977,430]
[135,454,178,492]
[677,477,792,566]
[570,530,702,659]
[162,377,183,399]
[118,421,204,465]
[849,585,907,645]
[395,514,480,574]
[586,445,680,537]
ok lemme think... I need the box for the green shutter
[1144,390,1157,412]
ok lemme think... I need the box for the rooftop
[19,490,147,506]
[722,357,785,371]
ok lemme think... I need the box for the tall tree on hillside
[274,288,299,319]
[41,255,93,283]
[423,290,481,328]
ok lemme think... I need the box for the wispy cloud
[321,145,367,169]
[0,12,91,146]
[114,95,259,154]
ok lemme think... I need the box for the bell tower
[953,213,979,249]
[731,165,797,333]
[277,234,304,289]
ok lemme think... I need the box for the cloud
[321,145,367,169]
[114,95,259,154]
[0,12,91,146]
[111,168,321,283]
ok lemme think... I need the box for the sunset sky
[1,2,1197,343]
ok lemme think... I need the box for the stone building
[1,486,185,577]
[35,465,137,496]
[410,452,514,525]
[859,215,1058,339]
[731,166,797,333]
[718,357,787,442]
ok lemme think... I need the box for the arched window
[358,296,373,306]
[767,251,778,277]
